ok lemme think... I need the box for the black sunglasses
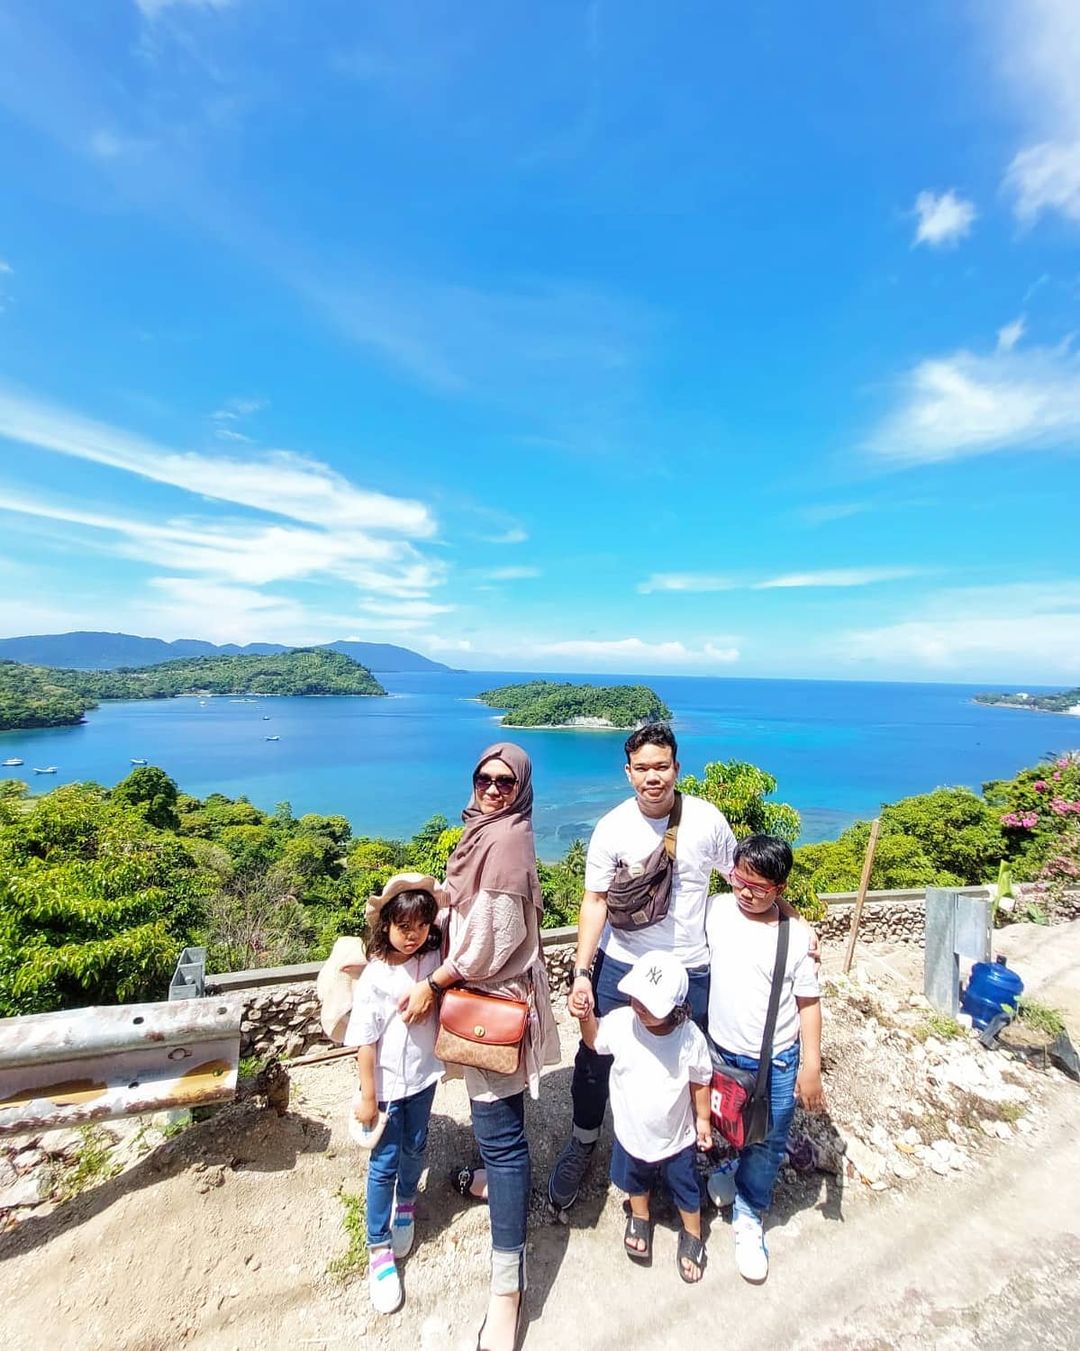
[473,773,518,793]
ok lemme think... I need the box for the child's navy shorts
[610,1138,701,1213]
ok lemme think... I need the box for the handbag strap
[751,915,789,1101]
[662,791,683,861]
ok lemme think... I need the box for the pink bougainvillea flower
[1034,780,1048,791]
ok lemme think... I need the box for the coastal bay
[1,670,1076,859]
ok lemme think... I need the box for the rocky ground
[1,922,1077,1349]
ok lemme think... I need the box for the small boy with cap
[574,948,713,1283]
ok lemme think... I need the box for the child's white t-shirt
[343,951,443,1103]
[705,897,820,1058]
[593,1006,712,1163]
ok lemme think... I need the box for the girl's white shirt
[344,950,443,1103]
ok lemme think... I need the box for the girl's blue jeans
[365,1082,437,1247]
[713,1040,800,1218]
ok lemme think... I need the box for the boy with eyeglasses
[705,834,825,1284]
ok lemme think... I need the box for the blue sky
[0,0,1078,682]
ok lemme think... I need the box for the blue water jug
[961,955,1024,1030]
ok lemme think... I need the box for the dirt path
[3,930,1078,1350]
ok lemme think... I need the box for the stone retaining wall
[820,900,925,947]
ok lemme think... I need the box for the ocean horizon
[1,670,1076,860]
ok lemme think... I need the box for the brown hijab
[444,743,542,912]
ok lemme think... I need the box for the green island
[0,649,386,732]
[476,680,672,728]
[2,750,1077,1017]
[974,688,1080,716]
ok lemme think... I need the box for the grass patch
[160,1114,192,1140]
[914,1013,965,1043]
[328,1187,368,1281]
[51,1126,119,1201]
[238,1054,268,1082]
[1012,998,1066,1039]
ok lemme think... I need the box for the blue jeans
[570,948,710,1133]
[713,1040,800,1218]
[366,1082,437,1247]
[470,1091,530,1257]
[610,1139,701,1215]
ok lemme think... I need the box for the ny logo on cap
[646,964,663,985]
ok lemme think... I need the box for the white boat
[130,757,148,765]
[2,757,23,767]
[262,715,271,720]
[265,735,280,742]
[33,766,58,774]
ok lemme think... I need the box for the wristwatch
[427,975,443,995]
[573,967,592,981]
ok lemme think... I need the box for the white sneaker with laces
[733,1212,769,1283]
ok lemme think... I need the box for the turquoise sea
[1,672,1076,859]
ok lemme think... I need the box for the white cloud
[638,567,917,593]
[754,568,921,589]
[638,573,735,595]
[795,503,869,527]
[413,635,473,653]
[1006,141,1080,224]
[0,259,12,275]
[529,637,740,669]
[912,190,976,247]
[89,129,152,160]
[483,528,528,545]
[0,387,435,536]
[214,427,254,443]
[838,582,1080,678]
[997,316,1027,353]
[356,599,455,620]
[135,0,235,17]
[477,566,540,581]
[867,343,1080,465]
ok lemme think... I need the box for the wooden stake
[282,1043,358,1069]
[843,817,881,974]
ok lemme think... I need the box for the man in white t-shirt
[547,723,738,1212]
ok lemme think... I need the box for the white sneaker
[391,1199,416,1258]
[733,1212,769,1283]
[368,1246,403,1313]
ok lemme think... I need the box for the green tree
[111,765,181,831]
[679,760,801,841]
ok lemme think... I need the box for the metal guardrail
[0,997,242,1136]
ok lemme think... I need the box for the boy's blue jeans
[366,1082,437,1247]
[713,1041,800,1218]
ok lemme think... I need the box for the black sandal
[677,1228,707,1284]
[623,1214,652,1264]
[451,1165,487,1201]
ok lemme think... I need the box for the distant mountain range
[0,631,455,674]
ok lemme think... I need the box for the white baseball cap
[617,949,689,1018]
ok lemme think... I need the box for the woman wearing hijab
[398,742,559,1351]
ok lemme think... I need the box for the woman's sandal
[450,1165,487,1201]
[677,1228,707,1284]
[476,1292,527,1351]
[623,1214,652,1264]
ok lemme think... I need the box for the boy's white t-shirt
[593,1006,713,1163]
[705,897,820,1058]
[343,951,443,1103]
[585,794,736,968]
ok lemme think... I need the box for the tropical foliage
[0,649,386,731]
[975,688,1080,714]
[477,680,671,728]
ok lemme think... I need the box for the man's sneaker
[547,1135,596,1210]
[368,1246,403,1313]
[732,1211,769,1283]
[391,1199,415,1259]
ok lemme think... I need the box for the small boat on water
[2,757,23,767]
[265,735,280,742]
[262,715,271,720]
[34,766,58,774]
[130,757,148,765]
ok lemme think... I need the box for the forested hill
[0,649,386,731]
[477,680,672,728]
[0,631,453,673]
[974,689,1080,715]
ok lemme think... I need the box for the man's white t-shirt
[585,794,736,967]
[705,897,820,1057]
[593,1006,713,1162]
[343,951,443,1103]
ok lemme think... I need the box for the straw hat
[364,871,439,927]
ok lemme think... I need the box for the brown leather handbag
[435,987,530,1076]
